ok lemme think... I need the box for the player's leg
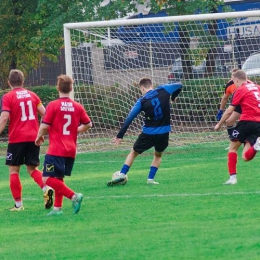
[224,140,241,185]
[9,165,24,211]
[225,111,240,150]
[147,133,169,185]
[43,155,82,214]
[147,151,162,185]
[25,142,53,209]
[6,143,24,211]
[242,122,260,161]
[224,121,245,185]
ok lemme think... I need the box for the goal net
[63,10,260,152]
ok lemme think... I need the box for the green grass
[1,144,260,259]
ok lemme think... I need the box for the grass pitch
[1,143,260,260]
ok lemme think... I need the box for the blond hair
[232,70,247,81]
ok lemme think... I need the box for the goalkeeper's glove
[216,109,223,121]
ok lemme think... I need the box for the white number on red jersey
[20,101,36,121]
[63,114,71,135]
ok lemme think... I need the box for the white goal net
[63,10,260,152]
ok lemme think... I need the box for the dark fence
[25,47,93,87]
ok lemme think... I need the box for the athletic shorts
[6,142,40,166]
[133,132,169,154]
[229,121,260,145]
[42,154,75,178]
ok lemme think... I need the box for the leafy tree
[0,0,228,88]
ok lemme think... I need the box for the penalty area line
[1,191,260,202]
[84,191,260,200]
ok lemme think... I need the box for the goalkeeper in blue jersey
[107,77,182,186]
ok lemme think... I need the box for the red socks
[46,177,75,200]
[10,173,22,202]
[244,146,257,161]
[53,178,64,208]
[31,169,44,189]
[228,152,237,175]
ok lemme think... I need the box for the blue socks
[120,164,130,175]
[148,166,158,180]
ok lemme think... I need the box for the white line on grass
[83,191,260,199]
[1,191,259,201]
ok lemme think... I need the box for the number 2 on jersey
[63,114,71,135]
[20,100,35,121]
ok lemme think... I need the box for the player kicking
[107,77,182,186]
[215,70,260,184]
[0,69,53,211]
[35,75,92,216]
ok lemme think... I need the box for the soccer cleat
[10,205,24,211]
[72,193,83,214]
[107,173,127,187]
[44,188,54,209]
[254,137,260,151]
[223,178,237,185]
[147,179,159,185]
[47,209,63,216]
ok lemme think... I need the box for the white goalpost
[63,10,260,152]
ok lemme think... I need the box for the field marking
[83,191,260,199]
[75,156,227,164]
[1,190,260,201]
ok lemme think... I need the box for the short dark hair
[8,69,24,86]
[139,77,152,89]
[57,75,73,93]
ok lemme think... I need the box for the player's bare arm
[214,105,235,131]
[37,104,46,117]
[77,122,92,133]
[0,111,9,135]
[35,123,49,146]
[219,93,229,110]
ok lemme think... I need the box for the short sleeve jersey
[42,97,91,158]
[1,88,42,143]
[224,80,236,96]
[231,82,260,122]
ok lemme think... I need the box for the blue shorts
[42,154,75,178]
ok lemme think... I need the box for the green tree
[0,0,227,88]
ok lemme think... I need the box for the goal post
[63,10,260,152]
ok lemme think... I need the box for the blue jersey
[117,83,182,138]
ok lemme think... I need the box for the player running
[0,69,53,211]
[215,70,260,184]
[35,75,92,216]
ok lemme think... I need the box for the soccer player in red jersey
[0,69,53,211]
[215,70,260,184]
[35,75,92,216]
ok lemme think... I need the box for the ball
[112,171,128,185]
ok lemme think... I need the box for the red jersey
[1,88,42,143]
[232,82,260,122]
[42,97,91,158]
